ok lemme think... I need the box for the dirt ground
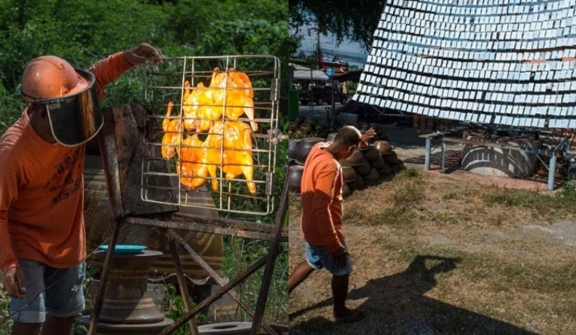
[288,123,576,335]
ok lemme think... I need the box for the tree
[289,0,386,51]
[0,0,292,133]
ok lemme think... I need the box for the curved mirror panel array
[353,0,576,128]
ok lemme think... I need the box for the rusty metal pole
[165,229,278,334]
[159,253,272,335]
[250,180,289,335]
[168,238,199,335]
[87,220,122,335]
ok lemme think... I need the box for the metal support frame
[88,180,288,335]
[88,181,288,335]
[168,238,199,335]
[421,130,571,191]
[88,100,287,335]
[87,220,123,335]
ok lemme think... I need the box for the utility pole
[308,26,321,110]
[316,28,321,70]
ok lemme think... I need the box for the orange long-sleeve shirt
[0,51,132,273]
[300,142,345,252]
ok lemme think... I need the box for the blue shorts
[305,241,352,276]
[10,259,86,323]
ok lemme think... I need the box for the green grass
[221,237,288,324]
[0,293,12,335]
[482,182,576,221]
[343,168,426,226]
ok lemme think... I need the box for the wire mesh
[141,55,280,215]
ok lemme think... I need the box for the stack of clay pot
[288,137,325,193]
[340,140,405,197]
[288,135,405,195]
[287,116,328,138]
[535,151,570,181]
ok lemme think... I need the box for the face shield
[21,69,102,147]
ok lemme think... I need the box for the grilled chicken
[166,69,257,192]
[210,67,254,98]
[212,89,256,132]
[178,134,208,189]
[161,101,182,159]
[196,104,224,132]
[228,69,253,98]
[222,121,256,194]
[181,80,198,132]
[204,121,225,192]
[171,118,256,193]
[209,67,257,132]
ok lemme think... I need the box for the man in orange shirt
[0,43,163,335]
[288,125,375,323]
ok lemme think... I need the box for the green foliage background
[289,0,386,51]
[0,0,296,133]
[0,0,291,330]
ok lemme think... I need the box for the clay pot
[317,129,329,139]
[378,164,392,176]
[370,155,386,169]
[362,146,381,161]
[340,150,364,167]
[374,141,393,156]
[391,162,405,174]
[355,159,372,175]
[288,165,305,193]
[305,117,319,127]
[299,123,313,134]
[536,168,548,177]
[295,137,324,164]
[384,151,398,165]
[295,115,306,125]
[288,122,298,133]
[347,175,365,190]
[288,139,301,162]
[341,165,357,183]
[342,184,352,197]
[568,164,576,180]
[364,168,380,184]
[198,322,253,335]
[555,150,564,160]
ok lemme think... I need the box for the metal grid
[353,0,576,129]
[141,55,280,215]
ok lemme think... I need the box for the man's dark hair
[333,126,362,147]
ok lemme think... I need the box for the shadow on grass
[290,255,537,335]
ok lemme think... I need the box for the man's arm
[89,43,164,100]
[0,165,20,273]
[358,127,376,149]
[312,165,344,252]
[0,162,28,298]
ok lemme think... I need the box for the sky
[291,25,370,69]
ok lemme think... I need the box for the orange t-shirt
[300,142,345,252]
[0,51,132,273]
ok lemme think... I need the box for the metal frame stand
[88,180,288,335]
[86,105,288,335]
[421,130,570,191]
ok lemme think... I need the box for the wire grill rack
[141,55,280,215]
